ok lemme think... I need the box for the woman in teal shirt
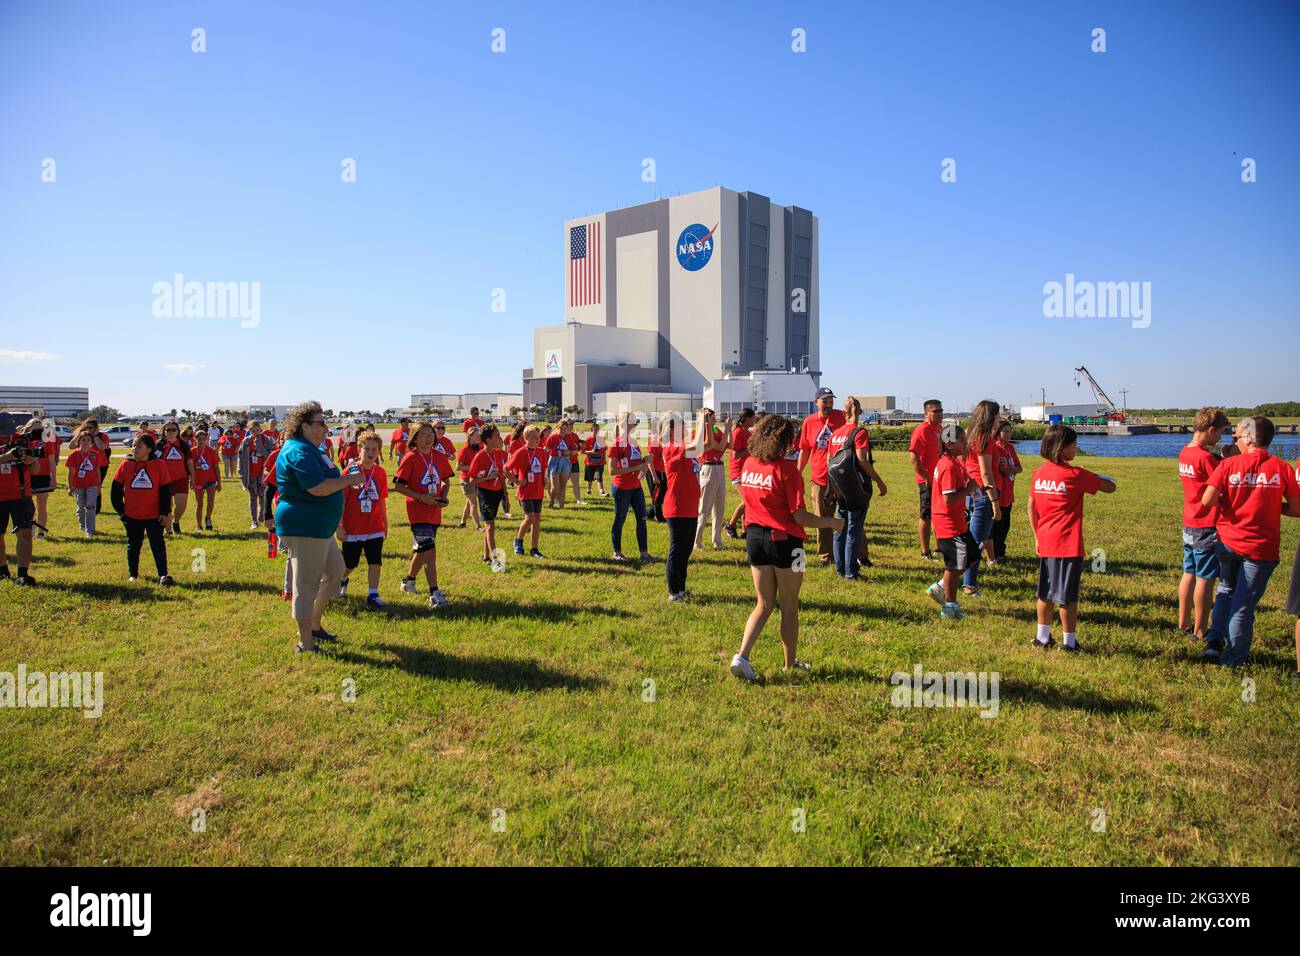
[275,401,363,653]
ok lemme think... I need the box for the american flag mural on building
[569,221,600,307]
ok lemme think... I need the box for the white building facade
[523,186,819,417]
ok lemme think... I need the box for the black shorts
[584,465,603,482]
[341,537,384,568]
[937,532,978,573]
[410,523,439,553]
[29,474,52,493]
[521,497,543,514]
[918,482,932,521]
[0,497,36,533]
[478,487,504,522]
[745,524,805,569]
[1037,556,1083,605]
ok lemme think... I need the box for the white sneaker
[926,581,945,604]
[338,582,348,598]
[399,577,418,594]
[250,522,259,530]
[429,588,448,608]
[668,591,685,602]
[730,654,757,682]
[784,660,812,673]
[575,499,586,506]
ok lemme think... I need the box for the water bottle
[267,531,278,559]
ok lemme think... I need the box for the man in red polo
[797,387,846,564]
[908,399,944,560]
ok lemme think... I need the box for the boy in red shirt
[1177,407,1231,643]
[468,424,509,568]
[1200,416,1300,665]
[393,422,454,608]
[925,425,979,618]
[1027,425,1116,651]
[66,430,108,536]
[337,431,388,608]
[111,433,175,585]
[662,411,710,600]
[797,387,847,564]
[908,399,944,560]
[389,419,411,462]
[507,425,550,557]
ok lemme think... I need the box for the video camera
[0,412,45,461]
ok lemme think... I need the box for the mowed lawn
[2,447,1298,866]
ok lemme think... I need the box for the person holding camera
[110,432,175,585]
[0,415,44,585]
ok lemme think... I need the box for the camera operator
[0,414,47,586]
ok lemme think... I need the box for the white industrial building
[0,385,90,417]
[408,393,524,416]
[522,186,819,418]
[1020,402,1108,422]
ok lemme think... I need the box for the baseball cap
[815,387,835,400]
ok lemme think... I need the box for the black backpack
[826,426,873,510]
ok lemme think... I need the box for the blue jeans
[611,486,648,554]
[962,491,993,589]
[1206,542,1278,665]
[833,505,866,577]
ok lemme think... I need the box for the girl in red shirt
[661,411,709,601]
[724,408,756,539]
[111,433,175,585]
[219,428,239,478]
[66,430,107,536]
[507,425,550,557]
[190,429,222,531]
[432,421,456,461]
[393,422,454,607]
[337,430,389,608]
[456,427,484,530]
[729,414,842,682]
[991,422,1023,562]
[1028,425,1116,652]
[583,423,607,498]
[608,411,656,563]
[467,424,509,567]
[155,420,194,537]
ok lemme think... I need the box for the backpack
[825,426,873,510]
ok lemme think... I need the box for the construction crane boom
[1073,366,1122,418]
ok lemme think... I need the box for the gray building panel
[602,197,672,369]
[737,192,770,372]
[784,206,813,370]
[574,364,672,414]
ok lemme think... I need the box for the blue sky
[1,0,1297,415]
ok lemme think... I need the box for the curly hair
[283,401,324,441]
[746,414,796,462]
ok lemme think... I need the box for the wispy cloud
[0,349,58,362]
[162,362,200,373]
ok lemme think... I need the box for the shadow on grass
[332,594,623,622]
[37,580,184,602]
[331,642,605,692]
[996,677,1159,714]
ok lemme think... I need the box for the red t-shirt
[610,439,647,491]
[964,435,996,490]
[396,449,453,525]
[700,427,725,465]
[219,435,239,457]
[457,443,482,479]
[1207,449,1300,561]
[1178,442,1220,529]
[729,425,751,480]
[738,457,807,540]
[337,442,360,470]
[156,439,191,483]
[341,463,388,538]
[908,421,942,485]
[930,454,971,539]
[113,458,170,519]
[230,429,245,449]
[994,438,1020,506]
[434,435,456,460]
[583,434,605,466]
[192,446,220,488]
[263,448,280,489]
[462,417,485,434]
[828,422,870,464]
[264,427,279,442]
[470,448,508,492]
[508,436,526,455]
[0,457,30,501]
[390,428,410,457]
[661,443,702,519]
[545,432,577,461]
[799,410,847,486]
[507,445,549,500]
[1030,460,1104,558]
[44,437,61,476]
[66,448,106,489]
[649,438,665,472]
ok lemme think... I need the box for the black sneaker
[205,519,213,530]
[311,627,337,642]
[15,574,36,586]
[158,575,175,586]
[724,523,738,539]
[921,551,936,561]
[0,566,10,581]
[530,548,545,559]
[1061,641,1082,654]
[1032,636,1055,650]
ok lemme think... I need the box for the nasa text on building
[0,385,90,418]
[522,186,820,418]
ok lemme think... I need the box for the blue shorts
[1037,556,1082,605]
[547,457,572,475]
[1182,528,1219,580]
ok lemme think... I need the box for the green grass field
[2,448,1298,866]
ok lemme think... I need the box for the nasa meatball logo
[676,223,718,272]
